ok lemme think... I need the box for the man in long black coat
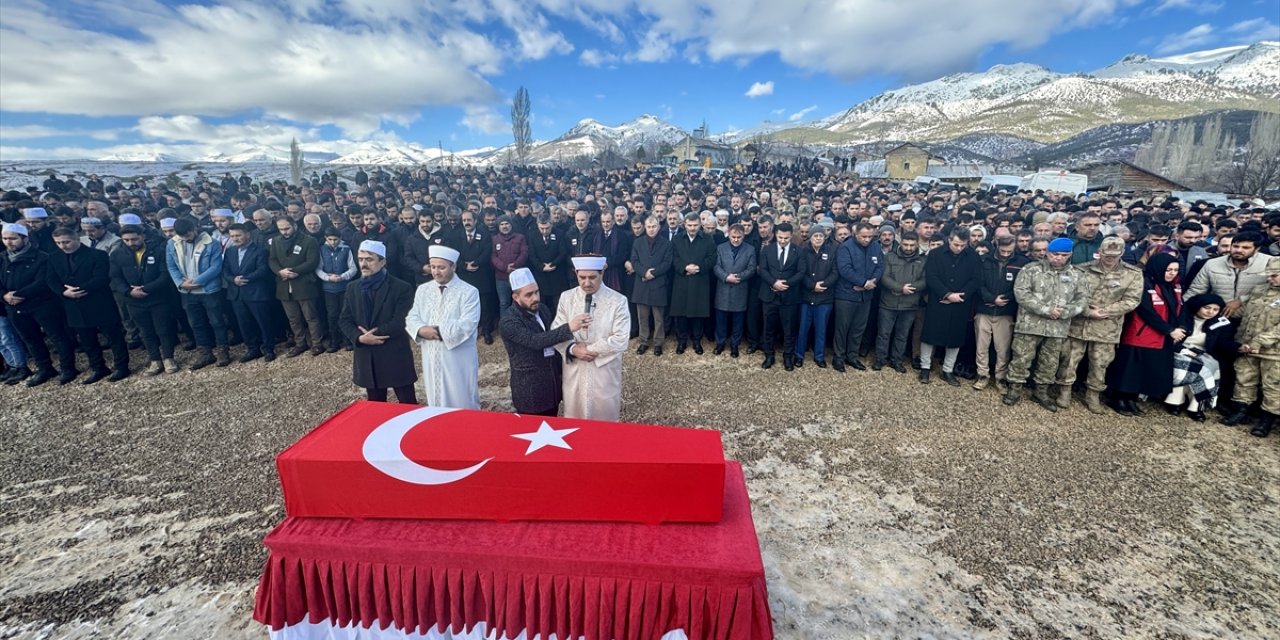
[338,240,418,404]
[498,268,589,416]
[1,223,77,386]
[919,229,982,386]
[47,227,130,383]
[525,217,569,316]
[456,211,497,343]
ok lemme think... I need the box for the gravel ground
[1,339,1278,639]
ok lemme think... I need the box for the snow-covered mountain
[532,114,687,162]
[812,41,1279,144]
[1092,41,1280,97]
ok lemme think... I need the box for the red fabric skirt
[253,462,773,640]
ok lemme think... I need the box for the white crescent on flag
[361,406,493,485]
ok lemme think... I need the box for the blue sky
[1,0,1277,160]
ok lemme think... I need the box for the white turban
[428,245,460,263]
[509,267,536,290]
[571,256,606,271]
[359,240,386,258]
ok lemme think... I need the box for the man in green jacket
[268,218,324,357]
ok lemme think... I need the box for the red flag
[277,401,726,524]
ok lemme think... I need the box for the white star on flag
[511,421,579,455]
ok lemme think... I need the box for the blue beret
[1047,238,1074,253]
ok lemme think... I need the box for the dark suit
[47,245,129,373]
[109,238,179,361]
[526,231,569,313]
[223,242,277,355]
[758,241,805,361]
[338,272,417,402]
[456,229,497,339]
[499,302,574,415]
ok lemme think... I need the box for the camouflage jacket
[1237,283,1280,361]
[1012,260,1090,338]
[1067,260,1144,343]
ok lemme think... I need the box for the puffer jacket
[1184,253,1271,303]
[878,246,926,311]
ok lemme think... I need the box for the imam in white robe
[405,275,481,409]
[552,284,631,421]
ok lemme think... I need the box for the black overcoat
[46,245,120,328]
[921,246,981,347]
[338,274,418,391]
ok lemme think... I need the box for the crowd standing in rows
[1,163,1278,436]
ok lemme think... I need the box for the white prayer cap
[428,245,460,263]
[571,256,606,271]
[509,267,536,291]
[358,240,386,258]
[411,203,424,211]
[118,213,143,225]
[2,222,28,236]
[887,203,903,212]
[80,216,103,226]
[22,207,48,219]
[212,208,234,219]
[159,218,177,229]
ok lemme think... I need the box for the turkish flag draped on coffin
[276,401,726,524]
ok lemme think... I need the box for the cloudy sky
[1,0,1277,160]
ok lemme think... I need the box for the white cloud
[1227,18,1280,44]
[579,49,619,67]
[0,0,513,138]
[770,108,786,117]
[556,0,1138,81]
[459,106,509,135]
[788,105,818,122]
[1151,0,1223,14]
[745,81,774,98]
[0,124,123,140]
[1155,23,1217,54]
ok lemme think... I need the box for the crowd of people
[1,162,1278,436]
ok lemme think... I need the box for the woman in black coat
[1106,253,1184,415]
[1163,293,1238,421]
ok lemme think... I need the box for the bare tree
[289,137,303,185]
[511,86,532,165]
[1212,112,1280,197]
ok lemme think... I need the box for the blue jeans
[0,315,27,367]
[795,302,832,362]
[496,280,513,312]
[182,291,228,348]
[714,309,745,347]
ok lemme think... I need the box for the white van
[1021,171,1088,194]
[978,175,1023,194]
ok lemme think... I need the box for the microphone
[583,293,593,314]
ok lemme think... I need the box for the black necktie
[439,285,446,295]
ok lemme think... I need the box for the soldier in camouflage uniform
[1003,238,1090,412]
[1056,236,1144,413]
[1220,256,1280,437]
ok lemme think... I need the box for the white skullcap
[887,204,903,212]
[358,240,386,258]
[159,218,177,229]
[80,216,103,226]
[23,207,48,219]
[509,267,536,290]
[411,204,425,211]
[571,256,607,271]
[118,214,143,225]
[212,208,234,218]
[2,222,29,236]
[428,245,460,263]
